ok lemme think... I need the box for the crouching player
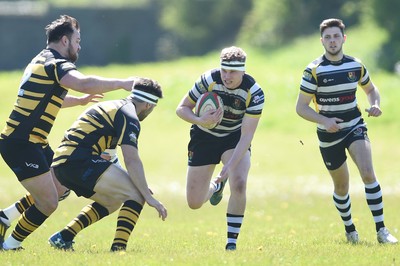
[48,77,167,251]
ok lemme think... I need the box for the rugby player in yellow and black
[296,18,397,244]
[0,15,136,251]
[48,77,167,252]
[176,46,264,251]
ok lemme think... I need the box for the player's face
[321,27,346,58]
[138,103,156,121]
[220,68,244,89]
[66,30,81,63]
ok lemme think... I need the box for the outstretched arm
[60,70,135,94]
[62,93,104,108]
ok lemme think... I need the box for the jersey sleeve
[359,63,370,87]
[114,105,141,149]
[245,82,264,117]
[300,67,317,95]
[188,69,217,104]
[55,60,77,82]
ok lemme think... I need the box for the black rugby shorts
[0,139,53,181]
[319,126,368,170]
[188,126,244,166]
[53,156,112,198]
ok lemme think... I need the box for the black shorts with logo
[53,156,112,198]
[0,139,54,181]
[319,126,369,170]
[188,125,248,166]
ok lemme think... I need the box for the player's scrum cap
[132,90,159,105]
[220,60,245,71]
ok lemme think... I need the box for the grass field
[1,22,400,265]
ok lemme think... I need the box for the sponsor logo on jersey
[252,95,263,104]
[61,90,68,99]
[352,128,364,137]
[347,72,357,82]
[319,97,340,103]
[129,132,137,144]
[188,151,193,162]
[302,71,312,81]
[323,78,334,83]
[195,79,206,92]
[319,95,355,103]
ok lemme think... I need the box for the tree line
[157,0,399,72]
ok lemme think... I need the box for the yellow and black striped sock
[15,194,34,214]
[110,200,143,251]
[60,202,109,242]
[11,205,48,242]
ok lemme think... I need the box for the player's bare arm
[296,93,343,132]
[122,144,167,220]
[60,69,135,94]
[62,93,104,108]
[176,95,223,127]
[362,82,382,117]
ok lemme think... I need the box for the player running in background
[176,46,264,250]
[0,14,136,250]
[296,18,397,244]
[48,77,167,251]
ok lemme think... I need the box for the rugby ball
[195,92,224,129]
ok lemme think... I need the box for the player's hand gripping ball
[195,92,224,129]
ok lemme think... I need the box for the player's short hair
[319,18,345,36]
[129,77,163,105]
[220,46,246,71]
[45,15,80,44]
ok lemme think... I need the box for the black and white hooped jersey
[0,49,76,146]
[52,99,141,167]
[300,54,371,147]
[188,69,264,137]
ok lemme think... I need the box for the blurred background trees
[370,0,400,72]
[0,0,399,72]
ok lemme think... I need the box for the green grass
[1,23,400,265]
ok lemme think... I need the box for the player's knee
[187,198,203,209]
[360,167,375,183]
[48,200,59,213]
[230,178,247,195]
[334,184,349,195]
[100,199,123,213]
[35,198,59,215]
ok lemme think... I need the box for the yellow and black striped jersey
[0,48,76,145]
[300,54,370,147]
[189,69,264,137]
[52,99,140,167]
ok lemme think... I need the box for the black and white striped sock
[365,181,385,232]
[333,193,356,233]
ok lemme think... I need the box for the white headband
[220,60,246,71]
[132,90,159,105]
